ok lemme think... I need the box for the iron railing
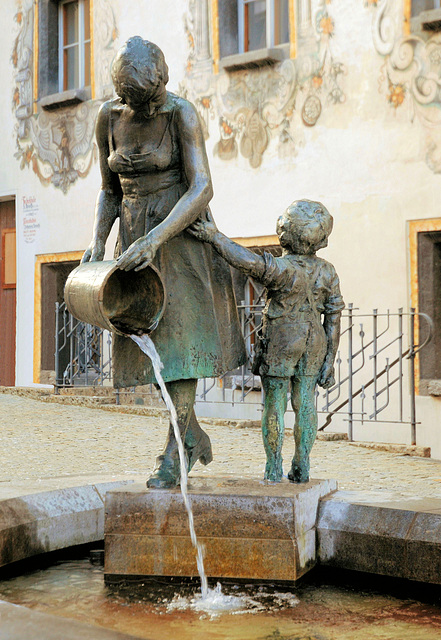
[54,302,432,443]
[196,304,433,444]
[317,305,433,444]
[54,301,112,390]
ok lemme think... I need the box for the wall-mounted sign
[22,195,40,244]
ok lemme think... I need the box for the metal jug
[64,260,165,336]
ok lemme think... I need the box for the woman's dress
[108,93,247,386]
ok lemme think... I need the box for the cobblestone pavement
[1,393,441,497]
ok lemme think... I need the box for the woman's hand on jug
[117,233,161,271]
[81,239,105,263]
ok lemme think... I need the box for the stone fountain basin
[1,476,441,637]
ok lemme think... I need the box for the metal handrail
[55,301,433,446]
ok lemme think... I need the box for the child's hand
[188,214,218,243]
[318,361,335,389]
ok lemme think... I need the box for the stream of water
[130,333,246,613]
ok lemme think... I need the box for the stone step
[42,395,116,406]
[348,441,431,458]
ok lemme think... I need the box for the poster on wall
[22,195,41,244]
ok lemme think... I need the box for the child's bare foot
[288,463,309,483]
[264,458,283,483]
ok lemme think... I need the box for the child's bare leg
[262,376,289,482]
[288,375,318,483]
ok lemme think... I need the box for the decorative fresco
[369,0,441,173]
[12,0,118,193]
[182,0,346,167]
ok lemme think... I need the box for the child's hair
[286,199,333,252]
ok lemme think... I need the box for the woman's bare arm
[82,101,121,263]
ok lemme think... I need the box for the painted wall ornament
[12,0,118,192]
[369,0,441,173]
[182,0,346,167]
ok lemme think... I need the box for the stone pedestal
[104,476,337,583]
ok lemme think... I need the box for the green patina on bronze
[190,199,344,483]
[81,36,246,489]
[80,35,343,488]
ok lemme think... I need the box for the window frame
[409,0,441,35]
[35,0,94,111]
[238,0,290,53]
[412,0,441,16]
[58,0,91,93]
[408,217,441,396]
[1,229,16,290]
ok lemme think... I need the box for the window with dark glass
[238,0,290,52]
[417,230,441,391]
[411,0,441,33]
[412,0,441,16]
[37,0,92,108]
[59,0,91,92]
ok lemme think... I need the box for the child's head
[276,199,333,255]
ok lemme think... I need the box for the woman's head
[276,200,333,255]
[111,36,169,114]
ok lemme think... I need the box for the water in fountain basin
[130,333,246,612]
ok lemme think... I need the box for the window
[217,0,297,71]
[58,0,91,92]
[238,0,290,53]
[409,218,441,396]
[37,0,92,109]
[411,0,441,34]
[215,1,312,71]
[417,230,441,391]
[412,0,441,16]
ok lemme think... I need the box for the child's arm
[318,264,344,389]
[190,214,266,280]
[318,312,341,389]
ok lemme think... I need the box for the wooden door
[0,200,16,386]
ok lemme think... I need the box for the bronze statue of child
[190,199,344,483]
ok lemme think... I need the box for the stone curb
[317,432,348,442]
[317,490,441,584]
[0,481,132,569]
[348,441,431,458]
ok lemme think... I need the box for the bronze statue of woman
[82,36,246,488]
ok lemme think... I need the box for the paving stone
[0,388,440,528]
[1,393,441,499]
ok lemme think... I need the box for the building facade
[1,0,441,456]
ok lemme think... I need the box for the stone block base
[104,477,337,583]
